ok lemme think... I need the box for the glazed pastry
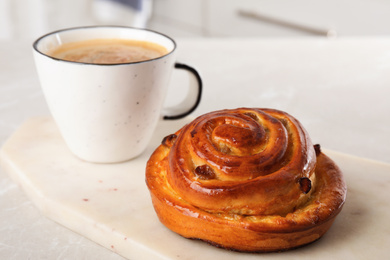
[146,108,347,252]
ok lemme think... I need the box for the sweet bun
[146,108,346,252]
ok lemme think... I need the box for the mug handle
[163,63,203,120]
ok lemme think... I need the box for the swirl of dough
[167,108,316,216]
[146,108,346,252]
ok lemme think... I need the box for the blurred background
[2,0,390,41]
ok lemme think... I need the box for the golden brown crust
[146,108,346,252]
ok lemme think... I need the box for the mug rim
[32,25,177,66]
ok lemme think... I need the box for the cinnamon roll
[146,108,346,252]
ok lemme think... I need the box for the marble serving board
[1,117,390,260]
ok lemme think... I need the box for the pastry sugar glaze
[48,38,168,64]
[146,108,347,252]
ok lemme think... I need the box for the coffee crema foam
[48,38,168,64]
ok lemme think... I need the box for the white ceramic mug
[33,26,202,163]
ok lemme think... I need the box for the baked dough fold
[146,108,346,252]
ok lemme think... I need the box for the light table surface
[1,37,390,259]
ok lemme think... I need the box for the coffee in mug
[33,26,202,163]
[48,38,169,64]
